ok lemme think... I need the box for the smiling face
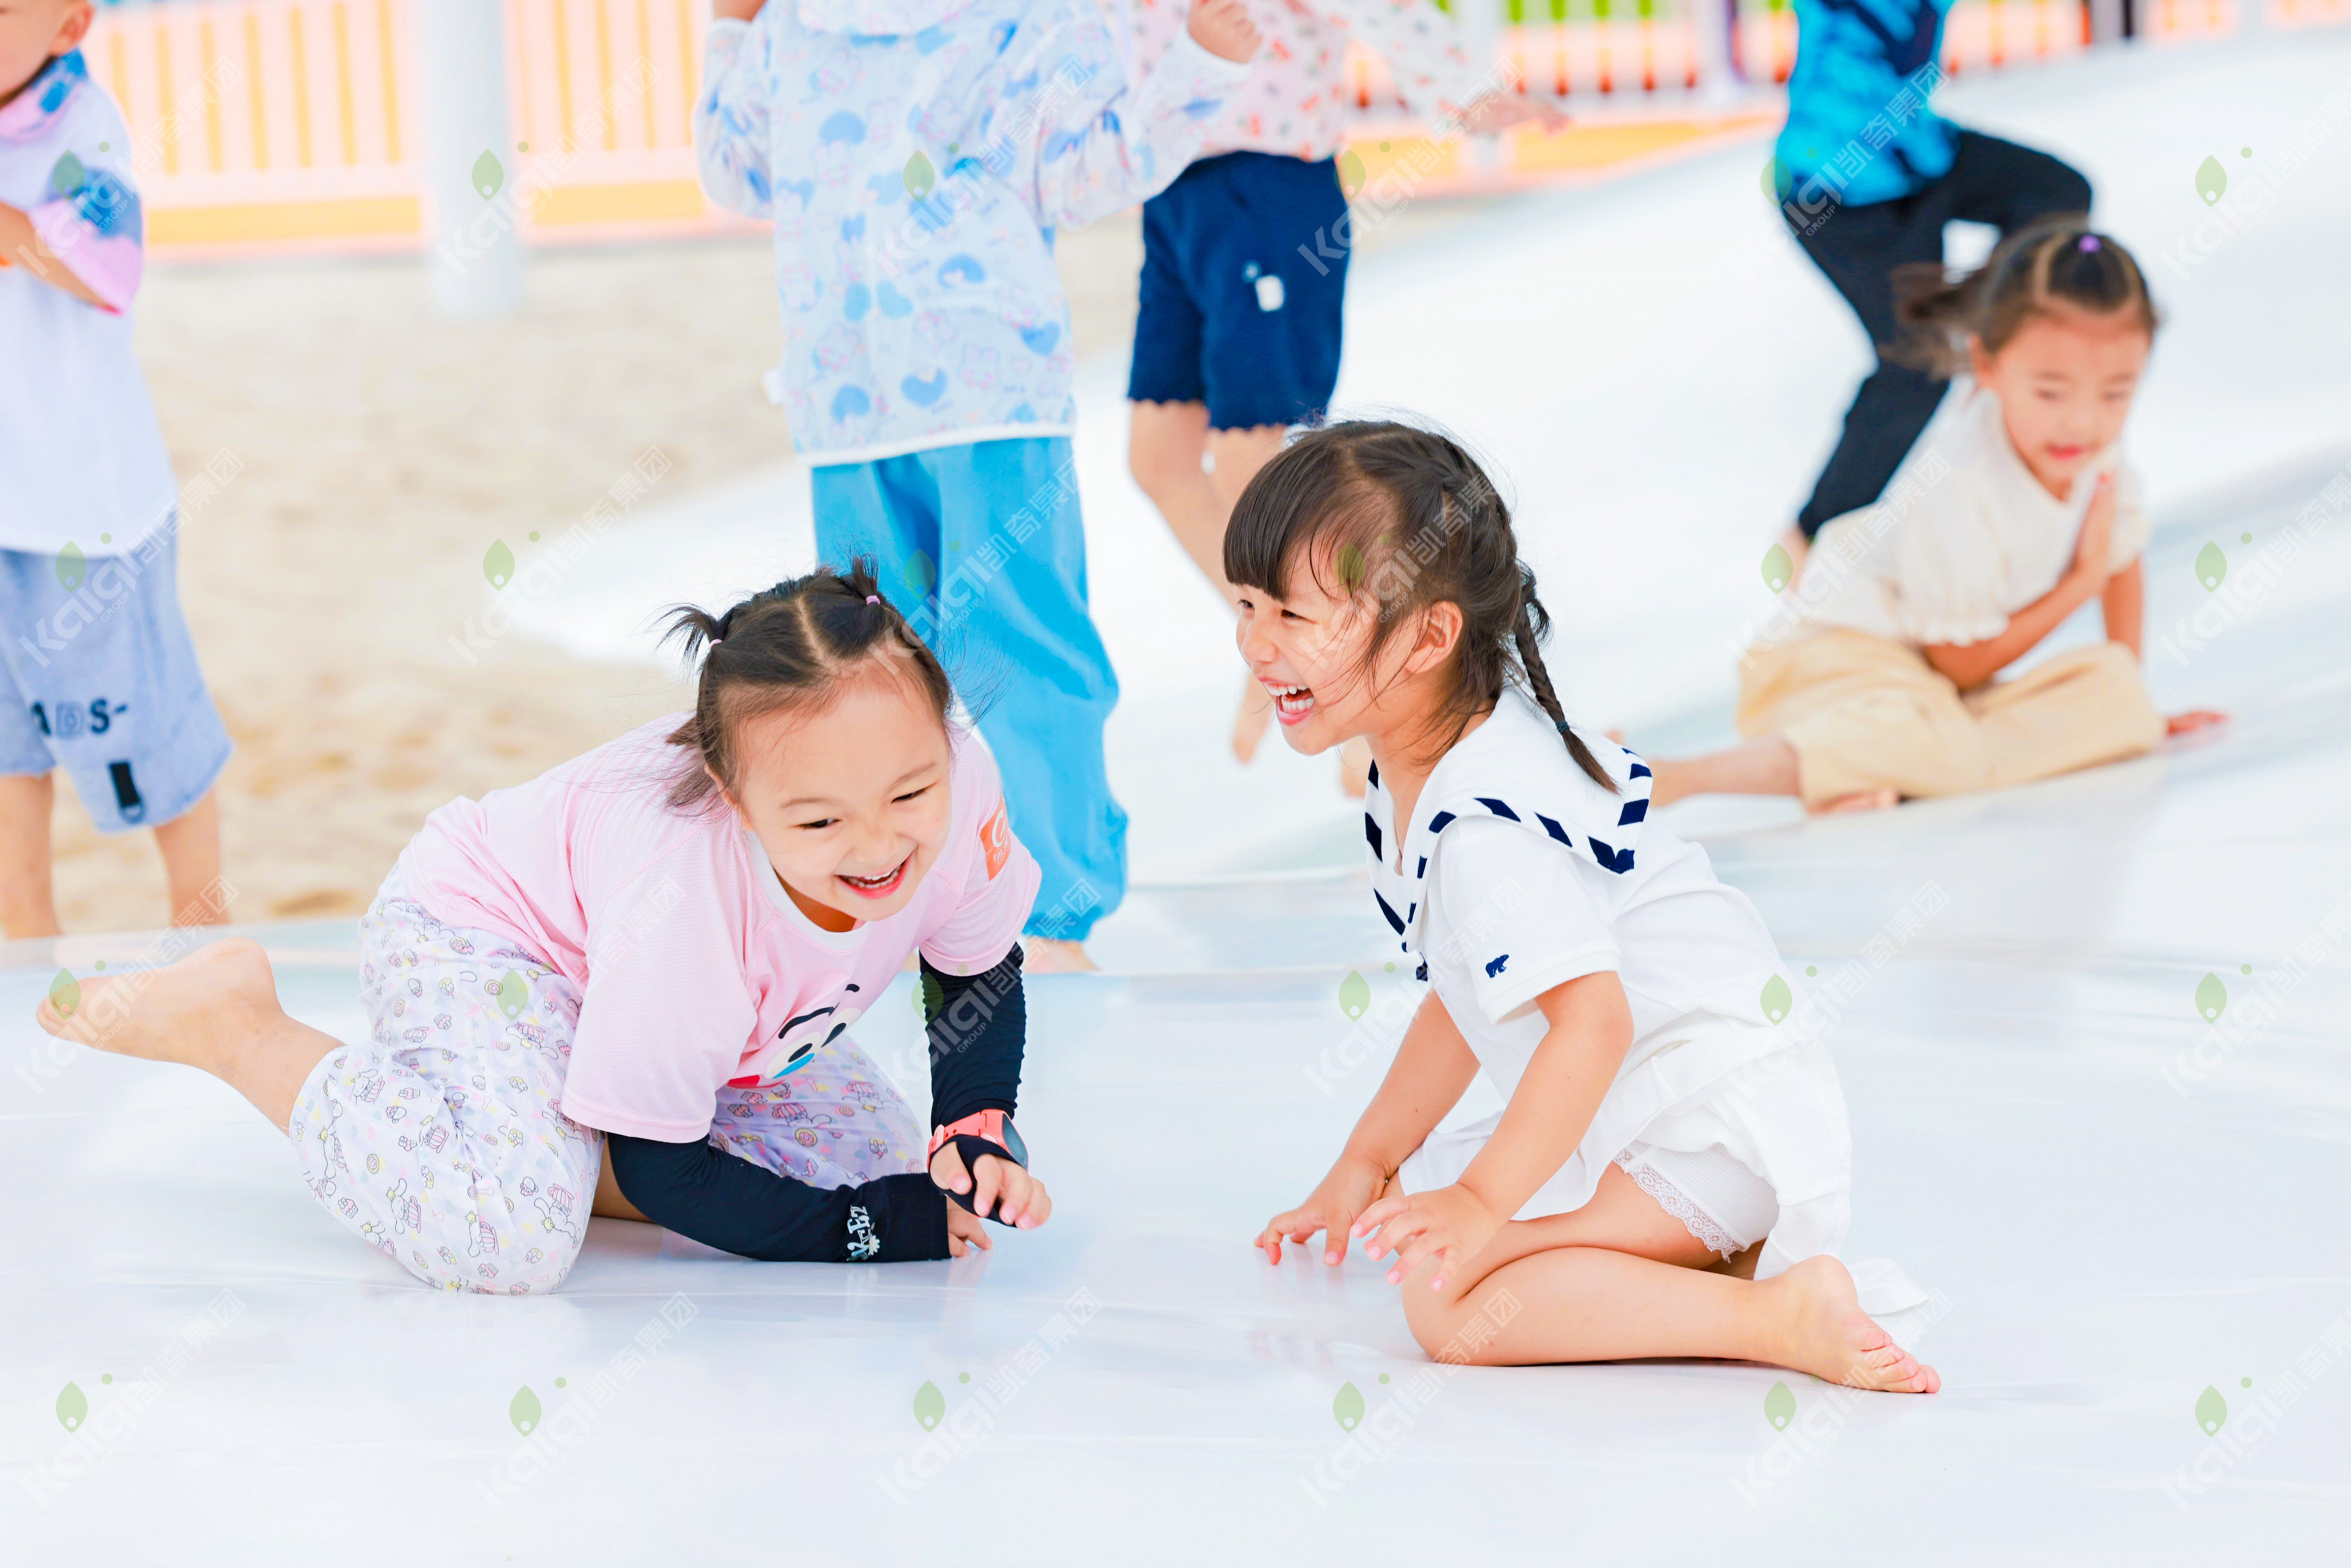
[0,0,87,109]
[713,659,954,933]
[1970,305,2151,501]
[1234,543,1462,761]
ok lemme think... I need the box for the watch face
[1003,1118,1028,1168]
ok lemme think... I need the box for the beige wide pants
[1736,628,2165,807]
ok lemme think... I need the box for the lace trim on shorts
[1614,1142,1741,1258]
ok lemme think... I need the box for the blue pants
[812,437,1125,941]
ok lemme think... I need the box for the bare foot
[38,934,280,1072]
[36,934,339,1130]
[1022,937,1098,973]
[1766,1256,1940,1393]
[1808,788,1899,815]
[1233,677,1272,764]
[1338,736,1373,799]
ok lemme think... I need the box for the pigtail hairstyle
[1224,419,1616,793]
[1890,214,2160,379]
[659,558,954,810]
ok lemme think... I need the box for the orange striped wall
[82,0,2300,256]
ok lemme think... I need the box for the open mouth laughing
[837,853,910,900]
[1266,681,1315,726]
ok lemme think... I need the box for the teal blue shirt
[1774,0,1958,207]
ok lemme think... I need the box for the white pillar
[419,0,522,319]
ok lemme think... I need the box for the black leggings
[1791,129,2092,537]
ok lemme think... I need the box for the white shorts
[1395,1041,1848,1261]
[1608,1140,1779,1258]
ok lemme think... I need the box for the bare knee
[1402,1280,1475,1361]
[1400,1261,1517,1365]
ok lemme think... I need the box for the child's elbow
[695,151,774,218]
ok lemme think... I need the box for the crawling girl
[1651,219,2224,812]
[1244,422,1936,1391]
[36,564,1049,1290]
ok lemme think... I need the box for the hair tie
[865,595,880,605]
[2078,235,2101,252]
[1555,719,1572,734]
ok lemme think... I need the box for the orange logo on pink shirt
[980,801,1010,880]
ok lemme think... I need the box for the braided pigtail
[1512,574,1615,793]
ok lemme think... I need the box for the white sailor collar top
[1364,686,1655,973]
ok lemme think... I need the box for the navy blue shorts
[1126,151,1350,432]
[0,527,231,834]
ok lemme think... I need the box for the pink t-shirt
[399,715,1039,1141]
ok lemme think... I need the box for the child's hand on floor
[946,1203,993,1257]
[1353,1183,1500,1292]
[1187,0,1261,64]
[1257,1153,1387,1265]
[930,1143,1053,1229]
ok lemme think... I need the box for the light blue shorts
[0,526,231,833]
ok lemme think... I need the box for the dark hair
[1891,216,2159,378]
[1223,419,1615,793]
[658,558,953,810]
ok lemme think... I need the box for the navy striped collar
[1365,687,1654,952]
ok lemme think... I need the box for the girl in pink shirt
[36,564,1052,1292]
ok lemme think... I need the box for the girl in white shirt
[1652,221,2223,813]
[1238,420,1936,1393]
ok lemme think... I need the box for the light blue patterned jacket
[696,0,1249,464]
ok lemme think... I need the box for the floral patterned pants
[289,860,926,1294]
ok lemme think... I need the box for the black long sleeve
[606,1132,950,1263]
[921,945,1025,1129]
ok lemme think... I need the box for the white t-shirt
[1788,383,2152,649]
[1417,816,1790,1107]
[1371,689,1929,1313]
[1370,689,1833,1237]
[1369,692,1791,1115]
[0,52,178,558]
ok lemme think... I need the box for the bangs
[1223,429,1404,602]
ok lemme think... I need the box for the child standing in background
[0,1,233,938]
[1121,0,1559,787]
[696,0,1262,971]
[1650,223,2224,812]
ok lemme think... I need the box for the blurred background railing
[76,0,2349,255]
